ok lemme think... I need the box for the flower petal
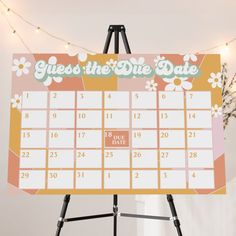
[190,54,197,62]
[78,53,88,62]
[183,54,190,61]
[212,83,217,88]
[12,65,19,72]
[23,68,29,75]
[53,76,63,83]
[182,81,192,90]
[13,59,20,66]
[165,83,175,91]
[175,86,183,91]
[163,77,174,83]
[43,77,53,86]
[16,69,23,77]
[130,57,137,64]
[138,57,145,65]
[19,57,26,64]
[24,62,31,68]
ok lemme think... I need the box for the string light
[0,0,96,54]
[0,0,236,55]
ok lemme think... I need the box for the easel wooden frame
[55,25,183,236]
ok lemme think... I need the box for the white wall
[0,0,236,235]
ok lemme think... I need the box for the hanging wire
[0,0,236,54]
[0,9,32,53]
[0,0,97,54]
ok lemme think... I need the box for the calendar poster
[8,53,226,194]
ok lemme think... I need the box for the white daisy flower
[145,80,158,91]
[12,57,31,77]
[183,54,197,62]
[106,59,117,70]
[208,72,222,88]
[212,104,222,118]
[154,55,165,66]
[163,76,192,91]
[11,94,22,110]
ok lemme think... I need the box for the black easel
[55,25,182,236]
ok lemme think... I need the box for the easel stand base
[55,195,182,236]
[55,25,183,236]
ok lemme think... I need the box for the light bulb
[65,42,70,50]
[220,43,229,56]
[35,27,40,33]
[6,8,10,15]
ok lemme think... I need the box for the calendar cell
[187,110,212,128]
[159,92,184,109]
[159,130,185,148]
[21,130,46,148]
[49,130,74,148]
[50,91,75,109]
[104,170,130,189]
[76,130,102,148]
[77,110,102,128]
[22,91,48,109]
[47,170,74,189]
[132,170,158,189]
[160,170,186,189]
[132,92,157,109]
[187,130,213,148]
[186,92,211,109]
[159,110,185,128]
[104,150,130,168]
[20,150,46,168]
[105,131,129,147]
[132,130,158,148]
[188,150,214,168]
[104,91,129,109]
[132,150,158,168]
[132,111,157,128]
[160,150,186,168]
[76,171,102,189]
[49,110,75,128]
[48,150,74,168]
[77,91,102,109]
[104,110,129,128]
[19,170,45,189]
[21,110,47,128]
[76,150,102,168]
[188,170,215,189]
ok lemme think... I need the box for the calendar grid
[18,90,217,191]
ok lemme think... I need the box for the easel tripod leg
[55,195,71,236]
[113,195,118,236]
[167,195,183,236]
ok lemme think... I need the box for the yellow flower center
[16,99,20,104]
[18,64,24,69]
[215,78,219,82]
[174,78,181,86]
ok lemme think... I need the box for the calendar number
[20,172,29,179]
